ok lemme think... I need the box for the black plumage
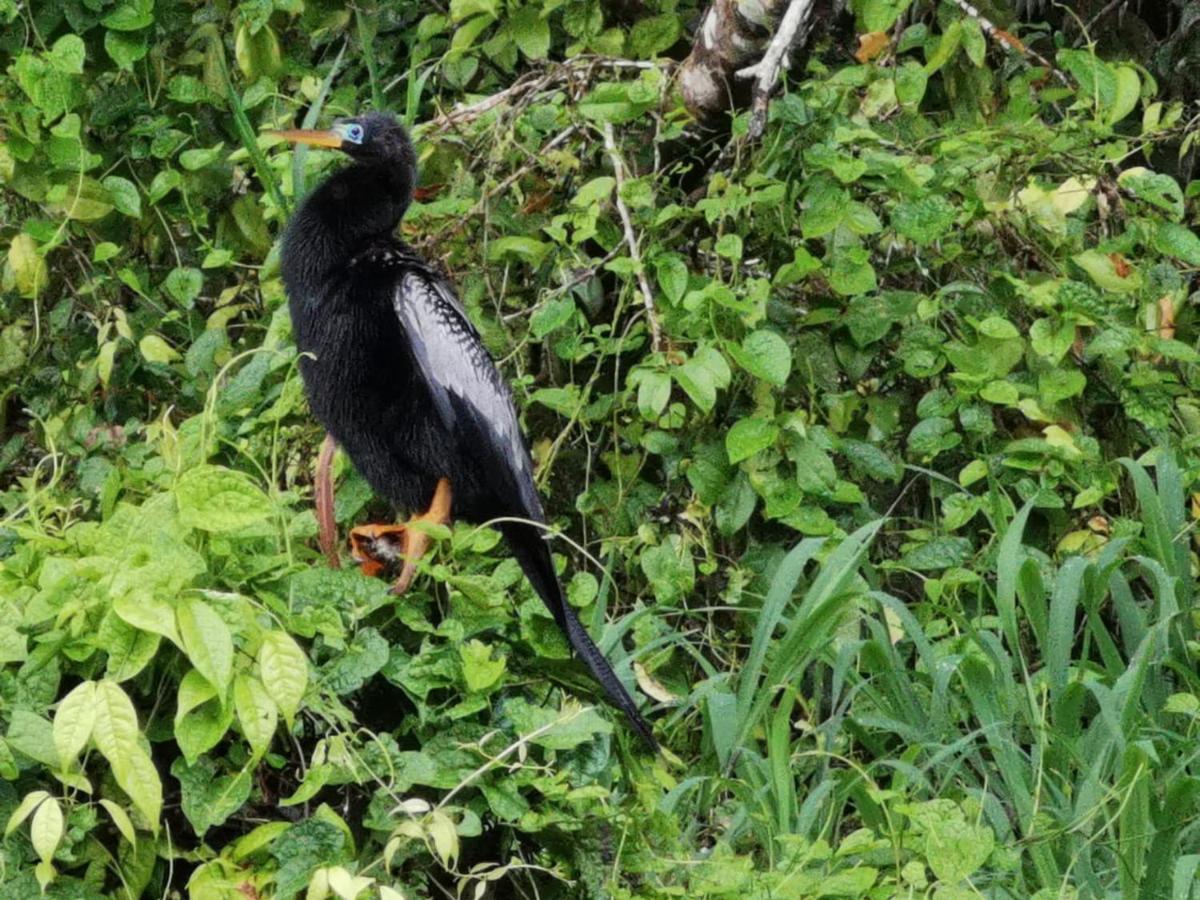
[275,113,656,750]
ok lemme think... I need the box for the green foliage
[2,0,1200,897]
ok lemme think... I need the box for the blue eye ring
[338,122,365,144]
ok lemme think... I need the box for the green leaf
[578,81,656,124]
[895,59,930,109]
[631,12,680,57]
[1108,65,1140,124]
[112,592,181,646]
[1072,250,1141,293]
[7,711,59,768]
[841,439,901,482]
[179,145,224,171]
[53,680,96,768]
[5,791,50,838]
[148,168,181,204]
[858,0,913,31]
[487,236,550,266]
[163,266,203,306]
[829,246,877,296]
[529,295,575,338]
[715,233,743,261]
[6,233,47,298]
[47,176,113,220]
[640,535,694,605]
[901,536,972,571]
[29,796,63,866]
[272,818,347,899]
[259,631,308,725]
[102,175,141,218]
[102,0,154,30]
[139,334,180,364]
[1153,223,1200,265]
[49,35,85,74]
[925,817,995,883]
[1117,167,1184,220]
[504,697,614,749]
[105,29,149,69]
[731,330,791,385]
[177,596,234,697]
[893,195,956,245]
[676,357,717,412]
[924,20,962,74]
[98,799,137,845]
[636,369,671,420]
[172,756,253,838]
[234,674,278,759]
[175,464,273,532]
[459,640,507,692]
[510,6,550,59]
[653,253,688,304]
[93,680,162,829]
[726,417,779,464]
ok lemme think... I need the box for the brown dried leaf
[855,31,890,64]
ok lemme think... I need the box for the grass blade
[995,498,1034,656]
[293,41,347,200]
[735,538,823,722]
[213,40,288,217]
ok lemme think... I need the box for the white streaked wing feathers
[393,270,540,516]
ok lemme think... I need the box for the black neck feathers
[281,150,415,299]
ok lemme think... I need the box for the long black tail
[501,522,658,751]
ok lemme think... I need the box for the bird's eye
[344,124,365,144]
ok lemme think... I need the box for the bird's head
[270,112,415,171]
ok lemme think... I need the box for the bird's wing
[392,265,543,519]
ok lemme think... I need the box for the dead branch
[679,0,815,125]
[602,123,664,354]
[736,0,817,140]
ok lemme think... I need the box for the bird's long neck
[281,161,411,298]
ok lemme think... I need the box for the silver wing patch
[393,270,541,515]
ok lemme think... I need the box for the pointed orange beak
[268,128,343,149]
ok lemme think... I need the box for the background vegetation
[2,0,1200,896]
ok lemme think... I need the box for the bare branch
[736,0,817,140]
[601,123,664,354]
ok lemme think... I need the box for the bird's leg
[391,478,452,595]
[315,433,340,569]
[348,478,453,594]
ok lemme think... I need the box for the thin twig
[473,124,580,214]
[736,0,816,141]
[601,123,663,354]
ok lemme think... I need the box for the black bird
[271,112,656,750]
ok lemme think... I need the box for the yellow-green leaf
[139,333,181,364]
[99,799,137,845]
[53,680,97,767]
[259,631,308,724]
[234,673,278,759]
[6,233,48,298]
[177,596,233,697]
[30,795,63,865]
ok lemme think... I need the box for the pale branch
[602,123,664,354]
[948,0,1070,87]
[735,0,817,140]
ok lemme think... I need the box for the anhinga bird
[271,113,656,750]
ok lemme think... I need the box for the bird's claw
[348,522,424,595]
[349,523,407,581]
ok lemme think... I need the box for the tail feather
[501,523,658,751]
